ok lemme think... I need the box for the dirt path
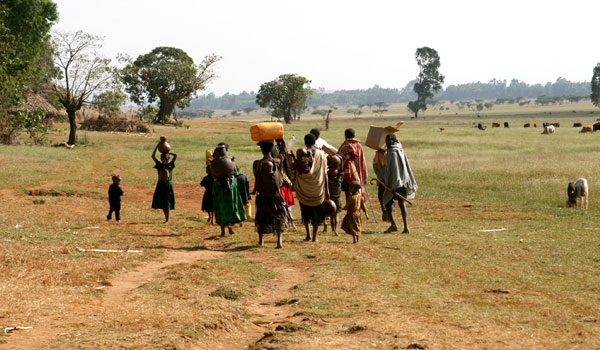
[104,248,226,305]
[193,248,315,350]
[2,245,225,350]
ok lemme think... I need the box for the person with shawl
[293,133,329,242]
[380,134,417,233]
[253,141,293,248]
[338,128,368,195]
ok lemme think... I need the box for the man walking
[380,134,417,233]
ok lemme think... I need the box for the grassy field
[1,102,600,349]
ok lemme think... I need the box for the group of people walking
[146,126,417,249]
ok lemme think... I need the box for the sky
[53,0,600,96]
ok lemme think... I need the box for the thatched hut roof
[15,91,58,115]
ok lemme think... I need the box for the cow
[439,128,445,132]
[524,123,531,128]
[551,122,560,127]
[477,123,486,130]
[566,178,588,210]
[492,122,500,128]
[504,122,509,128]
[580,125,594,133]
[573,122,582,127]
[593,123,600,131]
[542,125,555,134]
[534,123,538,128]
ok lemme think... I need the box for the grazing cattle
[593,123,600,131]
[439,127,445,132]
[523,123,531,128]
[542,125,555,134]
[492,122,500,128]
[573,122,582,127]
[477,123,486,130]
[580,125,594,133]
[534,123,538,128]
[566,178,588,209]
[504,122,509,128]
[551,122,560,127]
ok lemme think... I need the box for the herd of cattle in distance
[472,121,600,134]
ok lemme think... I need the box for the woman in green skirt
[152,144,177,223]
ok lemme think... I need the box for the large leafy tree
[121,47,220,123]
[52,30,113,145]
[408,47,444,118]
[0,0,57,114]
[592,63,600,109]
[255,74,312,124]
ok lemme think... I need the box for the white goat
[542,125,555,134]
[566,178,588,209]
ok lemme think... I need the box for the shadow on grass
[130,233,184,237]
[140,245,209,251]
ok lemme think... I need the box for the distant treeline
[184,77,591,111]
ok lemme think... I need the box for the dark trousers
[107,202,121,221]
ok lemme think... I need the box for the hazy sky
[53,0,599,95]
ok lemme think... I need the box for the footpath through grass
[1,114,600,349]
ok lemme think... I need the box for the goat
[542,125,555,134]
[566,178,588,209]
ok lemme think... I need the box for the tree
[373,102,389,117]
[0,0,57,144]
[121,47,220,123]
[52,30,114,145]
[255,74,312,124]
[92,89,126,114]
[0,0,58,113]
[347,108,362,118]
[242,107,256,115]
[592,63,600,109]
[408,47,445,118]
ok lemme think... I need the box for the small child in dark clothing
[200,166,215,224]
[107,174,124,221]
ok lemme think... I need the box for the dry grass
[1,108,600,349]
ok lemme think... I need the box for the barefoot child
[151,144,177,223]
[200,165,215,224]
[326,154,343,236]
[341,181,369,243]
[107,174,123,221]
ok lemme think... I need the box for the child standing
[200,165,215,224]
[326,154,343,236]
[151,144,177,223]
[107,174,123,221]
[341,181,369,243]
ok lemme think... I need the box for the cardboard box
[365,125,399,151]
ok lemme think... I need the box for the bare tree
[52,30,113,145]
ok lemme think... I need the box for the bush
[79,114,150,133]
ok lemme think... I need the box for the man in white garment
[310,128,338,155]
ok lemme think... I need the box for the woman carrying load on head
[253,141,293,248]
